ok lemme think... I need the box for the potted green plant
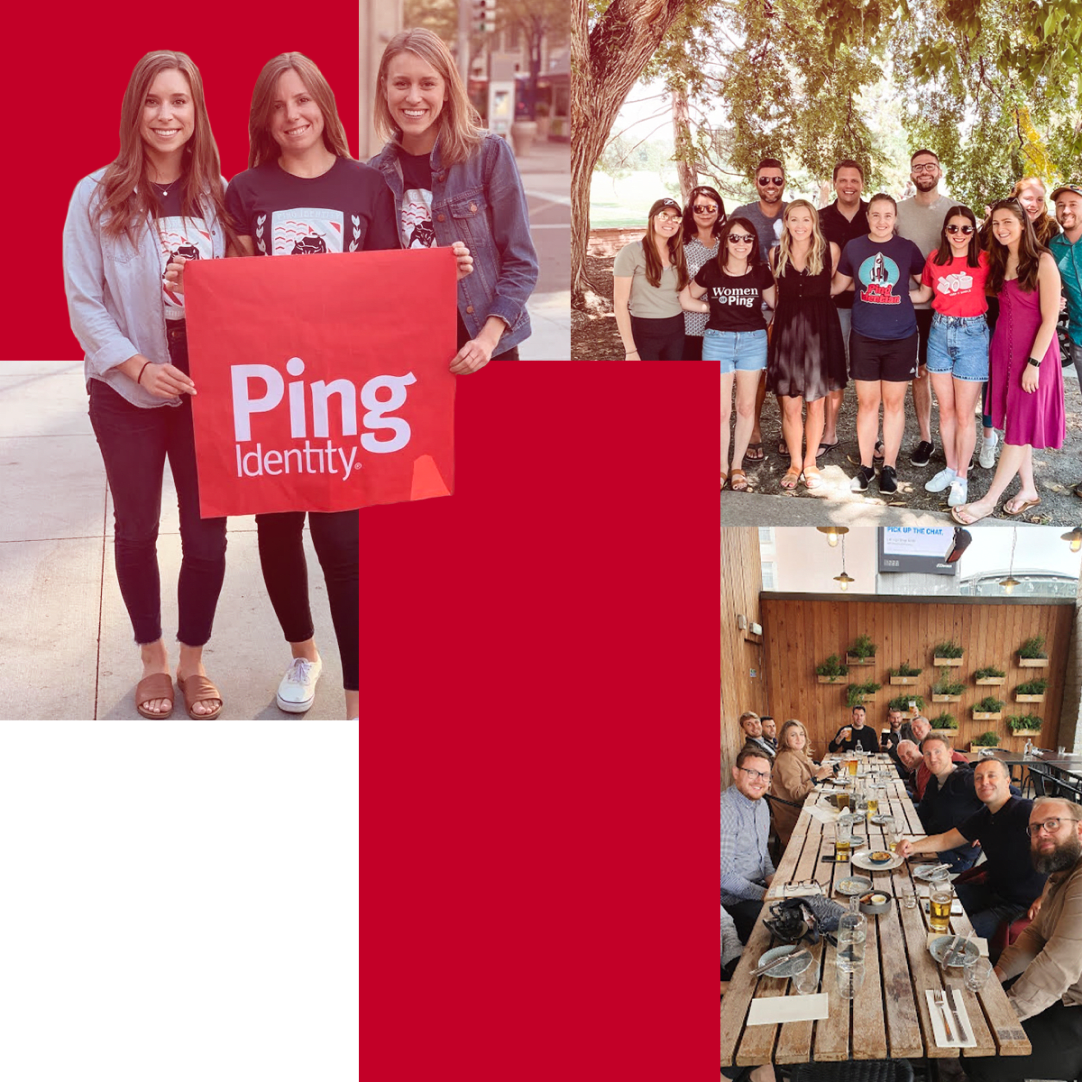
[888,694,924,715]
[930,712,958,731]
[932,641,964,666]
[970,730,1001,751]
[1007,715,1043,736]
[1014,678,1048,703]
[974,666,1006,686]
[846,681,881,708]
[932,675,965,702]
[972,696,1004,721]
[888,661,923,685]
[815,655,849,684]
[846,635,877,666]
[1018,636,1048,668]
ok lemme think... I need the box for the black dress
[768,247,847,402]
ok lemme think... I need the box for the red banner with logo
[184,248,456,517]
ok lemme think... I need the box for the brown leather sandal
[136,673,174,719]
[730,468,749,491]
[177,674,224,720]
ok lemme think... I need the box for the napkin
[803,804,839,824]
[924,988,976,1048]
[747,993,829,1025]
[926,933,988,957]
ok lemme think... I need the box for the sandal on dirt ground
[177,673,224,720]
[778,440,791,459]
[1002,496,1041,517]
[136,672,174,719]
[951,503,994,526]
[780,466,802,490]
[745,442,765,462]
[816,441,838,459]
[730,468,748,491]
[803,465,824,489]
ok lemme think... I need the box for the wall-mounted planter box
[1015,694,1045,703]
[1010,729,1041,737]
[817,675,846,684]
[972,711,1003,721]
[889,675,919,685]
[931,727,959,736]
[1017,656,1048,668]
[975,677,1005,686]
[969,742,1001,752]
[933,657,964,667]
[932,694,963,703]
[846,655,875,666]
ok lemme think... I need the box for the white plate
[929,936,979,967]
[851,850,903,872]
[757,945,813,978]
[912,863,952,882]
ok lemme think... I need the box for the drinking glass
[930,888,953,934]
[901,889,918,910]
[837,914,866,971]
[792,958,819,995]
[836,790,850,812]
[848,757,858,777]
[964,957,994,993]
[836,962,865,999]
[866,787,880,818]
[887,825,900,853]
[835,836,852,861]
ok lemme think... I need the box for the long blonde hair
[374,28,483,167]
[774,199,827,278]
[248,53,353,169]
[778,719,810,753]
[94,51,229,244]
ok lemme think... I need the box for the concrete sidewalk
[0,362,347,720]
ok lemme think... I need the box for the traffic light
[474,0,497,33]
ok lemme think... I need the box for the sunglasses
[946,224,974,235]
[728,234,755,244]
[757,177,784,186]
[693,204,719,214]
[656,214,681,223]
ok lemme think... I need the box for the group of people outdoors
[62,37,537,721]
[721,707,1082,1082]
[613,151,1081,517]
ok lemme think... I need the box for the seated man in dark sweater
[916,734,984,872]
[827,705,880,754]
[900,757,1045,949]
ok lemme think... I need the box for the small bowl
[867,850,893,864]
[859,891,892,915]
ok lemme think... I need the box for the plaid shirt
[720,785,774,904]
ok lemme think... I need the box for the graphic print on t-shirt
[266,207,363,255]
[157,216,212,311]
[402,188,434,248]
[710,286,760,308]
[858,252,901,304]
[935,270,974,296]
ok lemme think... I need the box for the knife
[943,935,964,967]
[751,948,809,978]
[948,988,969,1044]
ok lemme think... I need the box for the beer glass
[930,889,953,934]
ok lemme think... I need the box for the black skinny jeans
[255,510,359,692]
[89,324,227,646]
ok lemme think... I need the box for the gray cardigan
[62,169,228,408]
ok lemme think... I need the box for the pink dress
[988,279,1065,449]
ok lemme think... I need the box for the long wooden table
[721,756,1032,1067]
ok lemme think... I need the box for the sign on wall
[879,527,957,576]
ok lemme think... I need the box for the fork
[934,990,955,1043]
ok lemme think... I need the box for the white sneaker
[947,477,969,507]
[979,433,998,469]
[925,467,956,493]
[276,656,323,713]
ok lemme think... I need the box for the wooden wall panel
[760,595,1073,757]
[721,528,764,784]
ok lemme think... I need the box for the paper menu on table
[747,993,829,1025]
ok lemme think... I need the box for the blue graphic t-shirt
[838,234,926,340]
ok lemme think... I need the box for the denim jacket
[63,168,228,409]
[368,132,538,352]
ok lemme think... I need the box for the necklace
[151,178,178,198]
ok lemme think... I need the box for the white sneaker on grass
[979,433,998,469]
[276,656,323,713]
[925,467,956,493]
[947,478,969,507]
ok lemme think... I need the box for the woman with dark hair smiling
[680,217,775,488]
[613,198,690,360]
[680,185,727,359]
[63,50,233,719]
[911,205,991,508]
[952,198,1064,523]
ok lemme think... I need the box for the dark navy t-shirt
[958,795,1048,905]
[838,234,925,340]
[694,262,774,332]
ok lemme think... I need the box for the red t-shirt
[921,251,990,317]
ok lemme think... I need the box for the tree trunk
[672,84,697,204]
[571,0,691,309]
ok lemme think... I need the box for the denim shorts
[702,328,768,373]
[926,313,990,382]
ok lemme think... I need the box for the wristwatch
[1027,356,1041,367]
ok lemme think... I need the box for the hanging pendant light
[1060,527,1082,554]
[817,526,849,548]
[833,534,856,590]
[1000,528,1020,594]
